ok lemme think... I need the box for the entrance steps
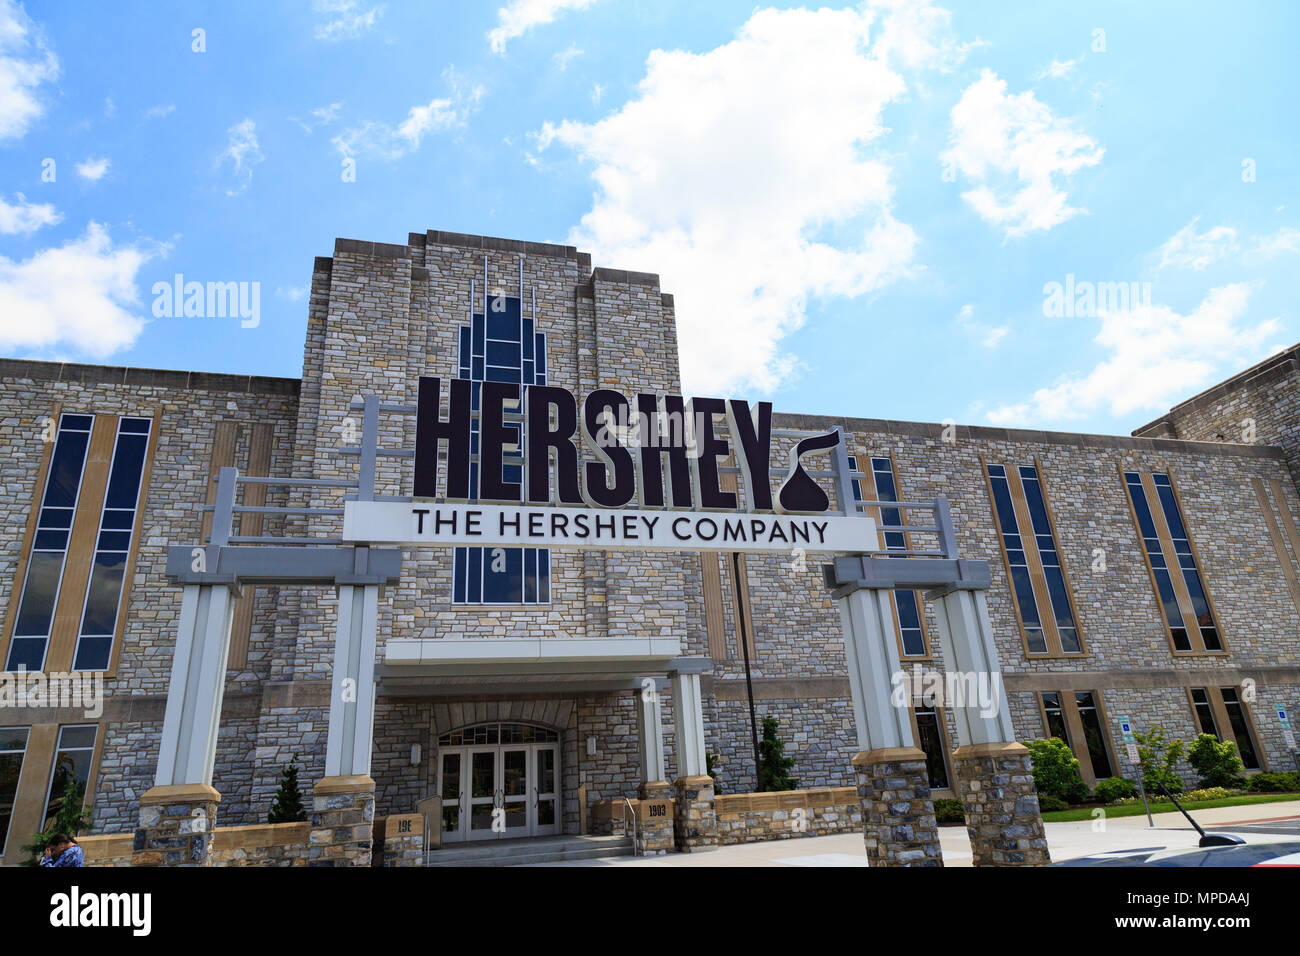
[425,834,635,867]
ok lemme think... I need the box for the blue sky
[1,0,1297,436]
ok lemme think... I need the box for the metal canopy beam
[825,554,991,597]
[165,544,403,587]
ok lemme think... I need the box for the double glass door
[437,723,560,844]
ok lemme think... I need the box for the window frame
[1186,686,1266,773]
[0,727,30,857]
[982,457,1087,659]
[39,723,100,832]
[1035,689,1117,787]
[906,702,955,799]
[1120,466,1227,657]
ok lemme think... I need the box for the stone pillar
[381,813,425,867]
[673,775,717,853]
[852,749,942,867]
[635,782,675,856]
[131,784,221,867]
[952,743,1050,866]
[930,587,1050,866]
[836,585,944,866]
[310,775,376,867]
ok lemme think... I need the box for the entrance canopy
[377,637,707,698]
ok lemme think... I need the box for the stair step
[425,835,635,867]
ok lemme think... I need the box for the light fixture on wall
[586,736,597,757]
[410,743,422,766]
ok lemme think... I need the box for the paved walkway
[528,800,1300,867]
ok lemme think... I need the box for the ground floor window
[42,724,96,830]
[912,705,950,790]
[0,728,29,855]
[1190,687,1261,771]
[1038,690,1114,784]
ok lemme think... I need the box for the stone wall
[714,786,861,845]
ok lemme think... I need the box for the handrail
[621,797,638,849]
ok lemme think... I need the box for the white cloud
[313,0,384,41]
[987,283,1280,425]
[0,191,60,233]
[489,0,597,54]
[955,302,1009,348]
[943,69,1104,238]
[0,222,158,358]
[75,156,111,181]
[0,0,59,141]
[143,103,175,120]
[292,101,342,133]
[553,44,582,70]
[1036,57,1078,80]
[333,73,481,160]
[277,285,308,301]
[1156,217,1237,270]
[219,118,263,194]
[1251,225,1300,259]
[536,2,966,394]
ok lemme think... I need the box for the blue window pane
[482,548,523,603]
[104,433,148,509]
[100,510,134,530]
[523,360,534,384]
[538,550,550,602]
[487,339,521,368]
[34,529,68,550]
[43,430,90,509]
[472,356,484,380]
[472,313,485,355]
[468,546,482,601]
[5,636,46,672]
[73,636,112,672]
[1010,566,1041,628]
[524,549,537,603]
[119,417,151,433]
[523,319,534,358]
[61,414,93,431]
[535,336,546,375]
[485,365,519,383]
[97,530,132,551]
[459,326,471,365]
[13,551,62,638]
[80,552,126,636]
[453,548,467,603]
[39,508,73,530]
[486,304,520,341]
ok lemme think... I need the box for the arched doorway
[436,722,561,843]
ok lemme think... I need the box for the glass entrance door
[435,723,563,843]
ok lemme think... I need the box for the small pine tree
[22,777,91,866]
[706,752,723,795]
[267,756,307,823]
[756,716,799,792]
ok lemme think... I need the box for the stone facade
[2,227,1299,866]
[714,786,861,845]
[673,775,718,852]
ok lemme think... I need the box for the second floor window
[985,463,1083,657]
[1123,471,1222,654]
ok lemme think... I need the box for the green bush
[1247,771,1300,793]
[933,798,965,824]
[1133,726,1185,795]
[1180,786,1238,802]
[1024,737,1090,804]
[1038,794,1069,812]
[1093,776,1139,804]
[1187,734,1246,789]
[756,716,799,792]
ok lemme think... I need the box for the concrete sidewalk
[529,800,1300,867]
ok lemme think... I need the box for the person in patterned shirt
[40,834,84,868]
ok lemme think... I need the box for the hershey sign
[340,377,877,553]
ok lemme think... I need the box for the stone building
[0,227,1297,863]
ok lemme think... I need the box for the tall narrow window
[1074,692,1113,780]
[0,728,28,855]
[7,414,93,672]
[1190,688,1219,736]
[1042,692,1071,743]
[1219,687,1261,771]
[1123,471,1223,654]
[42,724,96,830]
[857,454,928,658]
[453,292,549,604]
[74,417,151,671]
[986,462,1083,656]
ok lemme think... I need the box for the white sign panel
[343,501,877,554]
[1125,742,1140,765]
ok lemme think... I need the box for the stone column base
[852,748,943,867]
[132,784,221,867]
[952,742,1051,866]
[636,781,675,856]
[311,775,376,867]
[673,775,717,852]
